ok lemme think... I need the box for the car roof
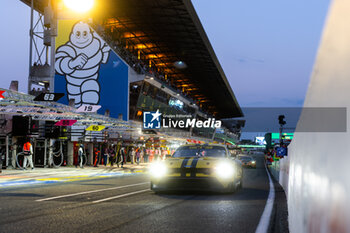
[238,155,253,159]
[180,144,227,149]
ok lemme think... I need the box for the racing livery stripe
[185,158,194,177]
[187,158,194,167]
[190,157,199,177]
[180,158,189,177]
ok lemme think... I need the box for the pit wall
[283,0,350,232]
[278,155,289,195]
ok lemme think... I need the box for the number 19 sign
[76,104,101,113]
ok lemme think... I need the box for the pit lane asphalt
[0,155,278,233]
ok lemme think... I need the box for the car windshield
[239,157,252,162]
[173,145,227,158]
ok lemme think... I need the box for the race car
[238,155,256,168]
[149,144,243,193]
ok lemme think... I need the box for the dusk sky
[192,0,330,107]
[0,0,330,108]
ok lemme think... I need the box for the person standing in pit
[162,149,167,160]
[93,147,100,167]
[130,147,136,164]
[118,147,125,168]
[144,148,149,163]
[23,139,34,170]
[0,147,5,173]
[140,147,144,163]
[103,146,109,166]
[78,144,84,168]
[116,146,121,168]
[154,148,159,161]
[135,147,140,165]
[109,146,115,167]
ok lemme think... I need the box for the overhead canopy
[21,0,243,119]
[221,119,246,133]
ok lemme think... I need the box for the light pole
[27,0,95,95]
[278,115,286,146]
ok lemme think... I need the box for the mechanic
[23,139,34,170]
[93,147,100,167]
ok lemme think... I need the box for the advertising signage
[54,20,129,120]
[271,133,294,140]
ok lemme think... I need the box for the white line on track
[92,189,150,203]
[255,162,275,233]
[36,182,149,202]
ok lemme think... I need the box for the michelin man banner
[55,20,129,120]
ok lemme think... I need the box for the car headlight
[215,162,235,179]
[149,162,167,178]
[251,161,256,164]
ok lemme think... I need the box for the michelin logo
[143,110,162,129]
[55,21,111,108]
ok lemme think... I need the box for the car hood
[165,157,230,169]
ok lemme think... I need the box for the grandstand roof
[21,0,243,119]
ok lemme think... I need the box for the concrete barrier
[279,155,289,195]
[287,0,350,232]
[268,161,280,182]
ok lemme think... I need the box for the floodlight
[63,0,94,13]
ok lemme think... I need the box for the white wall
[287,0,350,232]
[279,155,289,195]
